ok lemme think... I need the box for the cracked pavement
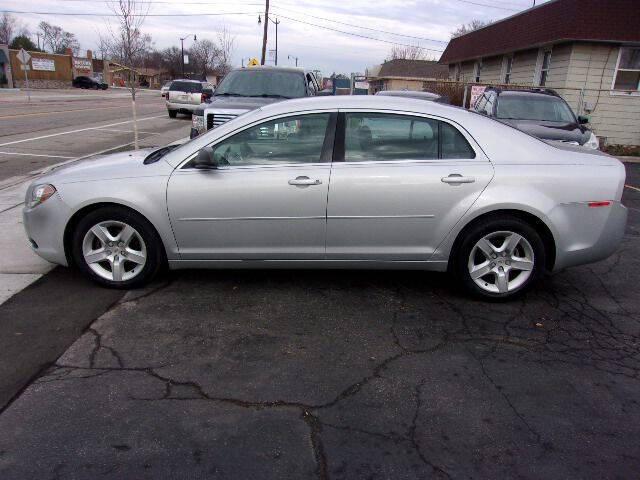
[0,165,638,479]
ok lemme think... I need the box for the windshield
[215,70,306,98]
[496,95,576,122]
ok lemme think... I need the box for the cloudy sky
[4,0,549,74]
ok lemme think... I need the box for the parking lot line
[0,152,75,159]
[0,104,144,120]
[625,184,640,192]
[0,115,166,148]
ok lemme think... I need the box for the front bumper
[551,200,628,272]
[22,192,71,266]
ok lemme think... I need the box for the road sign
[20,65,30,71]
[247,58,259,67]
[17,48,31,65]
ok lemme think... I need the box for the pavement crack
[88,328,124,369]
[302,410,329,480]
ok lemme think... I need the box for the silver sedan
[23,96,627,299]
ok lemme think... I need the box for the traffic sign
[17,48,31,65]
[247,58,259,67]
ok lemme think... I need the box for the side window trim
[336,110,479,163]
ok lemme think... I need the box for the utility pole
[274,18,280,66]
[260,0,269,65]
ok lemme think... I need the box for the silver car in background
[23,96,627,299]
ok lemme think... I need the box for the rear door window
[170,81,202,93]
[343,113,475,161]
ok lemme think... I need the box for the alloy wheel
[82,220,147,282]
[467,230,535,294]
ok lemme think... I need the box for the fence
[422,80,640,147]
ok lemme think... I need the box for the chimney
[86,50,92,60]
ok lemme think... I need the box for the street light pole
[288,54,299,67]
[180,34,197,78]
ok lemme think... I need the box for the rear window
[170,81,202,93]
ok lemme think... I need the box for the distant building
[366,59,449,94]
[439,0,640,147]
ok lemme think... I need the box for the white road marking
[98,128,162,135]
[0,151,75,159]
[0,115,166,147]
[625,184,640,193]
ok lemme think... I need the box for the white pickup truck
[166,79,214,118]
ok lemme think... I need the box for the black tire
[452,215,546,300]
[71,206,166,289]
[168,109,177,118]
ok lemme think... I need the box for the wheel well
[450,209,556,272]
[63,202,165,267]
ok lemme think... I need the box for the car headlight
[583,131,599,150]
[27,184,57,208]
[192,114,204,131]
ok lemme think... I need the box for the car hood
[499,119,589,144]
[39,148,175,185]
[204,95,285,111]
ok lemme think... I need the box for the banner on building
[73,58,92,70]
[31,58,56,71]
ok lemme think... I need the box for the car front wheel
[71,207,165,288]
[454,216,546,300]
[168,109,177,118]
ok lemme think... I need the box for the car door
[326,111,494,261]
[167,112,336,260]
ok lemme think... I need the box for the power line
[268,12,446,53]
[448,0,520,11]
[0,9,261,17]
[269,4,448,45]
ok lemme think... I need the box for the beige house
[366,59,449,95]
[439,0,640,147]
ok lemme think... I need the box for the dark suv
[72,76,108,90]
[472,87,599,149]
[190,66,323,138]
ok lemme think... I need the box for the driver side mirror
[578,115,589,124]
[192,146,218,169]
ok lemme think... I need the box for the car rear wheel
[168,110,177,118]
[72,207,165,288]
[453,216,545,300]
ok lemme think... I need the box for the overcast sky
[4,0,549,74]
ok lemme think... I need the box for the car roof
[231,66,306,74]
[254,95,472,121]
[485,87,560,97]
[171,79,202,83]
[376,90,441,99]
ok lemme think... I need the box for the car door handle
[288,176,322,186]
[441,174,476,184]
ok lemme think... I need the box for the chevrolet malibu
[23,96,627,299]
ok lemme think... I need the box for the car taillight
[588,201,612,208]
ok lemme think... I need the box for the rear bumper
[552,201,627,272]
[165,101,198,112]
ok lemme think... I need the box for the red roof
[439,0,640,64]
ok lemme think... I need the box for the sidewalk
[0,181,53,305]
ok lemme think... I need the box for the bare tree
[387,44,427,61]
[0,13,15,44]
[38,21,80,54]
[105,0,151,150]
[216,27,235,75]
[451,19,491,38]
[190,39,221,80]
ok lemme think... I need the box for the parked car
[376,90,450,104]
[472,87,599,149]
[190,66,323,138]
[160,81,172,98]
[22,96,626,300]
[72,76,108,90]
[166,80,213,118]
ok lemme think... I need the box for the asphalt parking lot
[0,89,639,478]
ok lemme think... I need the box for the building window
[474,59,483,83]
[503,55,513,84]
[612,47,640,93]
[538,50,552,86]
